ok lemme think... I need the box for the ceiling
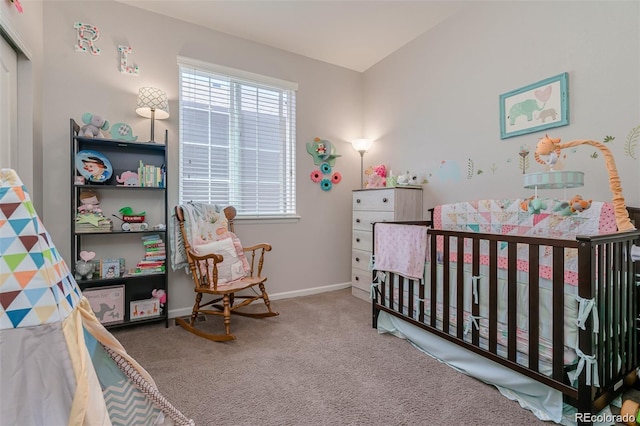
[115,1,465,72]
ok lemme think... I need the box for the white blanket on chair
[170,203,227,271]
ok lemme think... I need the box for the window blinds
[178,58,297,217]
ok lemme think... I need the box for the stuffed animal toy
[365,173,386,188]
[553,200,574,216]
[77,189,102,214]
[569,195,592,213]
[520,196,547,214]
[373,164,387,179]
[75,251,96,280]
[79,112,110,138]
[364,164,387,188]
[396,171,419,186]
[152,289,167,308]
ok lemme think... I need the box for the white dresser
[351,187,423,301]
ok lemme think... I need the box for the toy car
[112,207,148,231]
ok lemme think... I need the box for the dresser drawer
[352,230,372,252]
[352,270,372,293]
[353,189,394,211]
[352,249,370,272]
[352,211,394,231]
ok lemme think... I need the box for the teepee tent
[0,168,193,425]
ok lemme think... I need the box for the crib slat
[398,274,404,315]
[624,241,634,373]
[432,236,443,328]
[613,243,620,381]
[577,237,595,415]
[489,240,498,354]
[443,236,451,333]
[528,244,540,371]
[408,274,414,320]
[604,243,612,388]
[457,237,465,339]
[552,246,564,382]
[472,238,480,346]
[619,242,628,372]
[597,243,606,387]
[507,242,517,362]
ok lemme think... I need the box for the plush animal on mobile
[569,195,592,213]
[533,134,635,231]
[534,134,562,169]
[520,196,547,214]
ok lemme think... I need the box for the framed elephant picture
[499,72,569,139]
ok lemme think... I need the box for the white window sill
[235,215,301,225]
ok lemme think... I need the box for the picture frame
[75,149,113,183]
[499,72,569,139]
[100,258,121,279]
[83,285,125,324]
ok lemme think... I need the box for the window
[178,57,297,218]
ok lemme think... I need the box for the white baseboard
[168,282,352,319]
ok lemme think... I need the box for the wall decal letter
[74,22,101,55]
[118,45,140,75]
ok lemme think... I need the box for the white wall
[42,1,362,314]
[0,0,44,211]
[364,1,640,210]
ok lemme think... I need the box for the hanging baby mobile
[307,137,342,191]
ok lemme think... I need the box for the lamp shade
[351,138,373,153]
[136,87,170,119]
[523,171,584,189]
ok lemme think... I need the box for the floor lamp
[351,139,373,188]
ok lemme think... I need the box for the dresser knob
[382,197,388,203]
[355,276,359,281]
[356,199,361,203]
[356,218,361,223]
[355,257,360,262]
[356,238,360,242]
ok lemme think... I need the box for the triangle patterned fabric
[0,169,193,426]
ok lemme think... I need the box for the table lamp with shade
[136,87,169,143]
[352,138,373,189]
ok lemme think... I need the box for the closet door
[0,35,18,168]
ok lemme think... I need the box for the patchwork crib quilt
[432,198,617,285]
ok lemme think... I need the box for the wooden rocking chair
[174,205,278,341]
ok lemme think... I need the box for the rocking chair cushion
[194,237,247,284]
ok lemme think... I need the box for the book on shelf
[127,234,166,276]
[137,161,166,188]
[75,215,113,233]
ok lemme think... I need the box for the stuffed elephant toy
[80,112,110,138]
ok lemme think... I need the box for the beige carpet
[113,289,573,425]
